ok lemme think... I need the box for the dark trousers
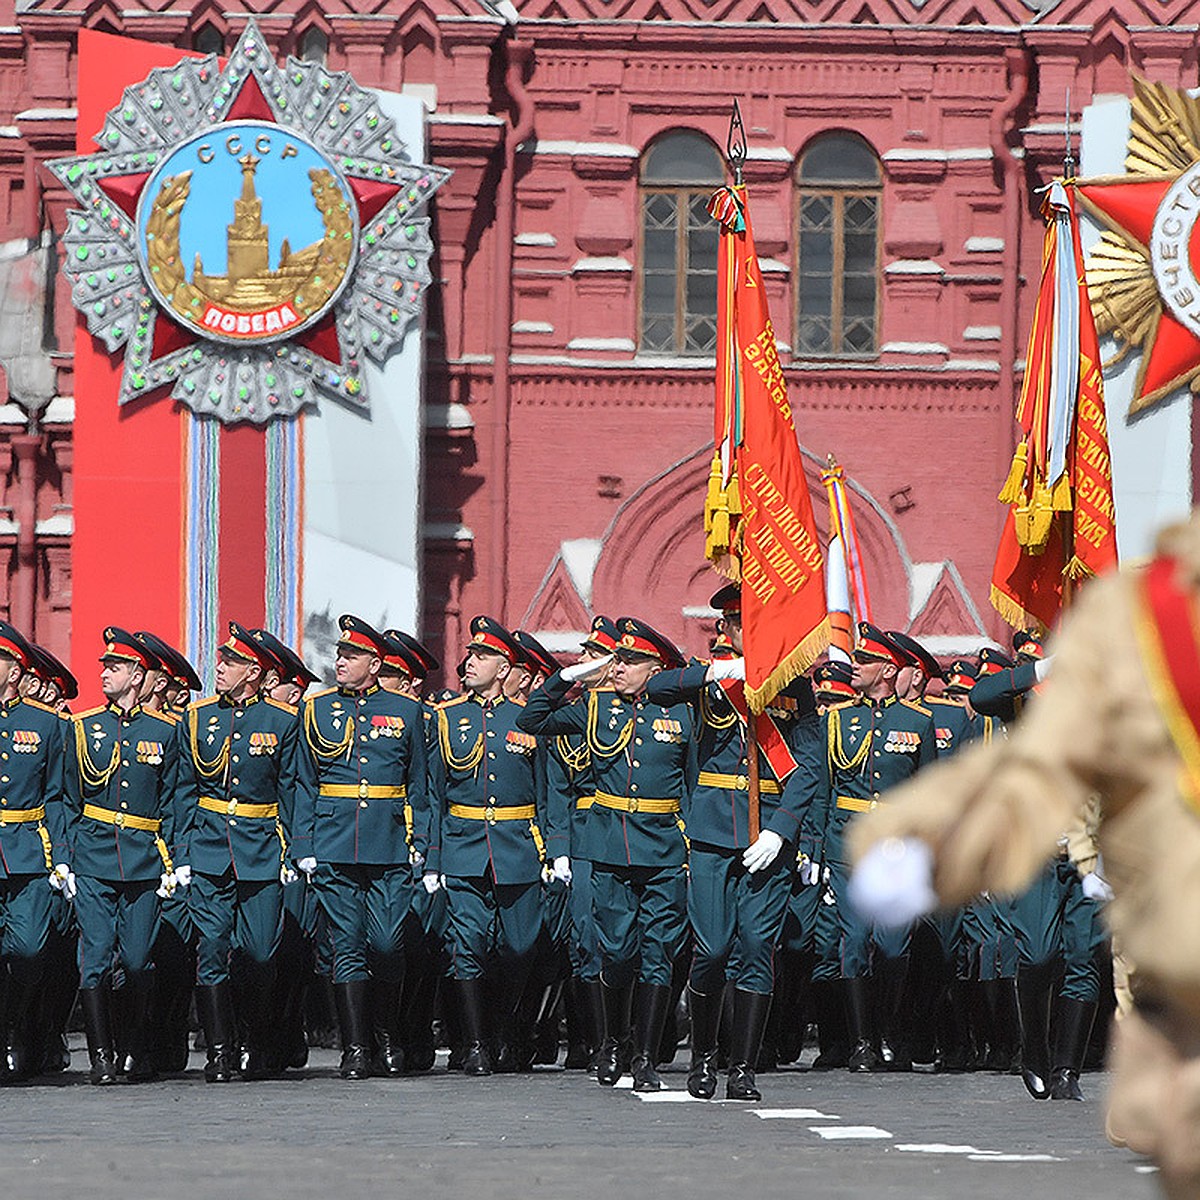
[310,864,412,984]
[591,863,687,989]
[190,869,283,986]
[688,843,790,995]
[76,876,160,988]
[444,874,541,980]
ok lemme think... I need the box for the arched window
[299,27,328,64]
[193,24,223,55]
[796,134,881,357]
[639,131,724,355]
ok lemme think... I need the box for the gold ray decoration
[1127,76,1200,177]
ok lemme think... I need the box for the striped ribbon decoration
[185,414,221,687]
[265,418,302,645]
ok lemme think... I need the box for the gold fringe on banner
[744,618,831,714]
[704,454,723,535]
[1063,555,1094,581]
[1050,472,1073,511]
[997,440,1028,505]
[988,584,1049,636]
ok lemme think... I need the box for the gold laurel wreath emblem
[143,167,354,327]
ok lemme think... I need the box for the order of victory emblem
[49,20,449,423]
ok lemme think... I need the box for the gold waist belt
[199,796,279,820]
[318,784,406,800]
[0,805,45,824]
[576,795,596,811]
[593,791,681,815]
[82,803,162,832]
[448,803,537,825]
[696,771,781,795]
[836,795,876,814]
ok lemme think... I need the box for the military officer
[0,623,70,1081]
[173,622,303,1081]
[809,622,937,1072]
[519,617,693,1092]
[423,617,554,1076]
[131,629,198,1074]
[645,585,823,1102]
[292,615,428,1080]
[812,661,856,710]
[249,627,321,1073]
[67,627,181,1084]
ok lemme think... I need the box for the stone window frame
[794,132,883,361]
[637,129,725,357]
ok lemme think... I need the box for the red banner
[708,184,829,711]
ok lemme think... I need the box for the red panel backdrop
[73,31,268,705]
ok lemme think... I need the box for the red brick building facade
[0,0,1192,681]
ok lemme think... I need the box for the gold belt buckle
[628,796,639,813]
[227,799,239,816]
[114,812,125,828]
[485,805,497,825]
[358,780,369,800]
[734,775,748,791]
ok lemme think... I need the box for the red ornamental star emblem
[1077,77,1200,415]
[48,19,447,424]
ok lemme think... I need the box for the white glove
[1034,655,1054,682]
[410,848,425,870]
[560,655,613,684]
[550,855,572,884]
[156,871,177,899]
[1081,871,1113,903]
[280,863,298,886]
[422,871,442,895]
[173,864,192,889]
[708,656,746,682]
[848,837,937,926]
[297,856,318,878]
[48,864,77,900]
[799,855,821,886]
[742,829,783,873]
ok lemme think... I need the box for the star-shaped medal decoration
[1077,77,1200,416]
[48,20,448,424]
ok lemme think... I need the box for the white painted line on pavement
[895,1145,984,1155]
[1134,1167,1159,1174]
[753,1108,840,1120]
[612,1078,634,1089]
[632,1092,703,1102]
[810,1126,893,1140]
[967,1153,1065,1163]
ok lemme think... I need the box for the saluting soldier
[249,627,320,1073]
[0,623,70,1081]
[423,617,556,1077]
[292,615,428,1080]
[173,623,303,1082]
[518,617,694,1092]
[645,585,824,1102]
[67,628,181,1085]
[807,623,937,1073]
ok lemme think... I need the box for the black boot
[123,972,158,1082]
[1049,997,1097,1101]
[240,962,278,1081]
[983,979,1021,1073]
[686,986,722,1099]
[630,983,672,1092]
[596,977,633,1087]
[811,980,850,1069]
[79,985,119,1085]
[845,978,879,1072]
[1016,960,1056,1099]
[369,978,405,1077]
[4,961,41,1081]
[875,956,910,1072]
[563,978,591,1070]
[533,981,565,1066]
[195,983,236,1083]
[580,979,606,1073]
[726,989,772,1101]
[333,980,371,1079]
[457,977,493,1077]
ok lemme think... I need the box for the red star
[1078,175,1200,405]
[92,71,399,370]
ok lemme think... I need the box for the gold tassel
[997,440,1028,505]
[1025,478,1055,552]
[1050,472,1073,511]
[726,473,741,516]
[704,455,723,534]
[1062,555,1093,581]
[707,509,730,559]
